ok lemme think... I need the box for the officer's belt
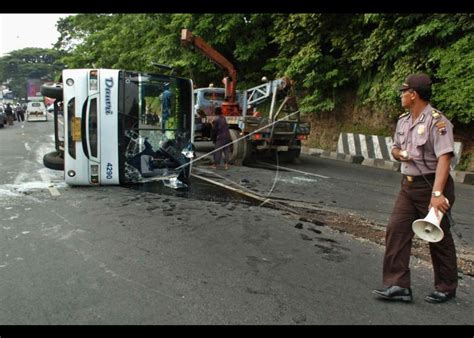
[403,173,436,183]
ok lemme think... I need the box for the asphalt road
[194,140,474,247]
[0,120,472,325]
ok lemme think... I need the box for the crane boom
[180,29,239,116]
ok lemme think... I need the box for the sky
[0,14,72,57]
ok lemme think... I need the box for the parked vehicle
[26,101,48,122]
[0,106,5,128]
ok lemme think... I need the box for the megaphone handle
[410,160,457,229]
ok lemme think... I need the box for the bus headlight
[67,170,76,177]
[66,78,74,86]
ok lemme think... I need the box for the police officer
[373,73,458,303]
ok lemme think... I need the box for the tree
[54,13,278,90]
[0,48,64,99]
[53,13,474,124]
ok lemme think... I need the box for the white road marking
[258,163,330,179]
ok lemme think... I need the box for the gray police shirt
[393,104,454,176]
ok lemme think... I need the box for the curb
[361,158,400,171]
[302,147,363,164]
[302,147,474,185]
[451,170,474,185]
[320,150,364,164]
[301,147,323,156]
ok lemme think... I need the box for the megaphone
[412,207,444,242]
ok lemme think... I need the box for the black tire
[278,148,300,163]
[41,82,63,100]
[43,151,64,171]
[274,140,301,163]
[228,129,251,165]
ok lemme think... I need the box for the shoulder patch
[432,110,441,119]
[435,121,447,135]
[399,112,410,119]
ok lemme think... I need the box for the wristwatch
[432,191,442,197]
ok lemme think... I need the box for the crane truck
[180,29,310,164]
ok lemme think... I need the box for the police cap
[399,73,432,92]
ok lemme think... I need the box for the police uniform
[383,104,458,295]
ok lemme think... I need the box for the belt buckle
[407,176,414,182]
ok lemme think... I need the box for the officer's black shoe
[372,285,413,302]
[424,290,455,304]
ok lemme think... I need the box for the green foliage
[268,14,357,113]
[13,13,470,126]
[0,48,64,99]
[348,14,474,123]
[430,35,474,124]
[456,153,473,172]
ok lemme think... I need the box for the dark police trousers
[383,175,457,294]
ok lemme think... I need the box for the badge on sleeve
[417,125,425,135]
[432,110,441,119]
[435,121,447,135]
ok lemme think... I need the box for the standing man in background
[210,107,231,170]
[15,104,25,122]
[372,73,458,304]
[5,103,14,125]
[160,83,172,130]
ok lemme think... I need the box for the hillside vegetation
[2,14,473,169]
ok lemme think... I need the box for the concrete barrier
[336,132,463,172]
[302,145,473,185]
[337,133,399,170]
[337,133,395,161]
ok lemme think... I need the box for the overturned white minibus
[41,69,195,188]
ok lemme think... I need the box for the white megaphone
[412,207,445,242]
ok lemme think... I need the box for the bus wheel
[41,82,63,100]
[43,151,64,171]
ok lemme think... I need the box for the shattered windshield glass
[119,72,194,188]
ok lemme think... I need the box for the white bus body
[59,69,194,186]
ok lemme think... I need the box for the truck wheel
[43,151,64,171]
[228,129,251,165]
[284,148,301,163]
[277,141,301,163]
[41,82,63,100]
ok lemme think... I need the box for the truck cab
[193,87,245,140]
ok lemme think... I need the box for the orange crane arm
[180,29,237,104]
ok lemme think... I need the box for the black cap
[399,73,432,92]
